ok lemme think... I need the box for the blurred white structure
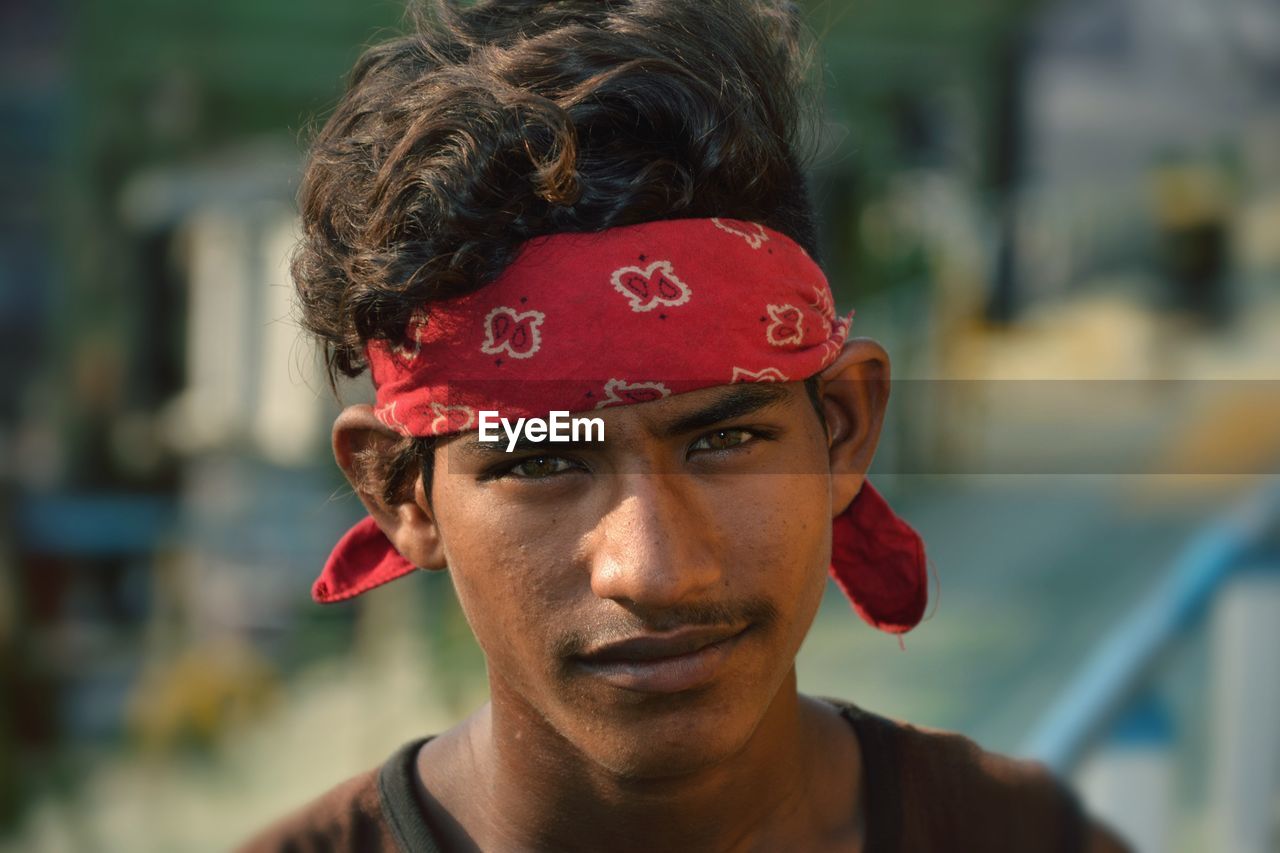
[1208,570,1280,853]
[121,141,328,465]
[116,142,358,639]
[1079,741,1173,853]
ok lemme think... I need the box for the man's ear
[818,337,891,517]
[332,404,448,571]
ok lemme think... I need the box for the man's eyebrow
[459,436,603,458]
[658,384,791,438]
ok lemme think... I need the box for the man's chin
[587,727,753,782]
[559,692,763,781]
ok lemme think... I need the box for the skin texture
[333,338,891,852]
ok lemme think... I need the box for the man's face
[428,382,835,778]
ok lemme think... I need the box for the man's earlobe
[818,338,891,516]
[332,405,448,571]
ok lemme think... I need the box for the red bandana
[316,218,928,634]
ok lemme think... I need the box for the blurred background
[2,0,1278,850]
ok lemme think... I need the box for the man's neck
[419,670,865,852]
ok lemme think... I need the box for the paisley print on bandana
[765,303,804,347]
[428,402,476,433]
[391,307,431,362]
[610,260,691,313]
[712,217,770,249]
[809,285,836,337]
[731,366,789,383]
[374,401,410,435]
[481,306,544,359]
[596,379,672,409]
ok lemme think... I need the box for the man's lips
[577,625,746,662]
[572,625,750,693]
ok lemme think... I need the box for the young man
[245,1,1131,850]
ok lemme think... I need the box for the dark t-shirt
[239,698,1132,852]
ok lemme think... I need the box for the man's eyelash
[688,426,779,453]
[480,455,583,481]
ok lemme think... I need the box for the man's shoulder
[843,699,1060,794]
[825,698,1132,853]
[235,750,408,853]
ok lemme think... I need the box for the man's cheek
[451,564,558,669]
[456,599,545,689]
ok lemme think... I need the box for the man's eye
[506,456,576,479]
[689,428,756,453]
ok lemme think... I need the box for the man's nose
[587,473,723,610]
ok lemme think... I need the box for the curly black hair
[294,0,823,502]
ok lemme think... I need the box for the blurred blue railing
[1020,479,1280,852]
[1021,480,1280,772]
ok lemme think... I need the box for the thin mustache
[553,598,779,659]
